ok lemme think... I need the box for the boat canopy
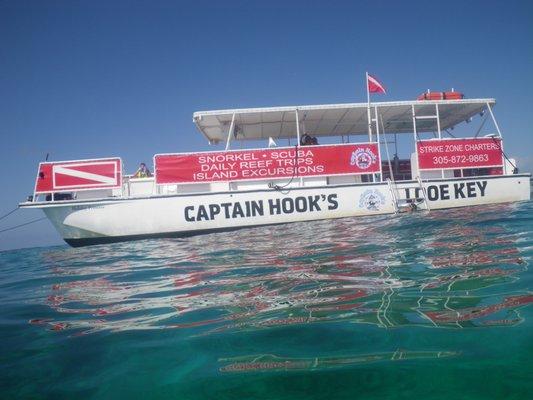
[193,99,495,144]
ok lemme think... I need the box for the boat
[19,95,531,247]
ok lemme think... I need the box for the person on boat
[300,134,318,146]
[133,162,152,178]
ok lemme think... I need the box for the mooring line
[0,217,47,234]
[0,206,19,222]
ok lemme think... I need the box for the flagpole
[366,72,372,141]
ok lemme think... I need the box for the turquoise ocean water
[1,201,532,399]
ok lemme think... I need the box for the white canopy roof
[193,99,495,144]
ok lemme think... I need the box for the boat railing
[30,169,375,203]
[154,174,365,196]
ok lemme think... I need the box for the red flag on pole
[367,74,386,94]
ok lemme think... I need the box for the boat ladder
[387,177,430,212]
[386,179,400,214]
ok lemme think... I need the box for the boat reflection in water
[31,203,531,370]
[219,350,460,373]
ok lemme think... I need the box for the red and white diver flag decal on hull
[367,73,386,94]
[35,158,122,193]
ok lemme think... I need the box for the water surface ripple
[1,202,532,399]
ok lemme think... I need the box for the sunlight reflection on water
[28,202,530,341]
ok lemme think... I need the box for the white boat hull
[22,174,531,246]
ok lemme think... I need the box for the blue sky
[1,0,532,251]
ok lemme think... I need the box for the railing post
[225,113,236,151]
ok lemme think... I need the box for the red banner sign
[35,158,122,193]
[417,138,503,170]
[155,143,380,184]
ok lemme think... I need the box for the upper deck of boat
[193,98,495,144]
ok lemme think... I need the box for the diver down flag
[34,158,122,193]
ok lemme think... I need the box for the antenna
[45,153,49,161]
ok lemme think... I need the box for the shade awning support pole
[486,102,506,174]
[295,108,303,185]
[366,72,372,142]
[411,105,418,141]
[435,104,441,139]
[486,103,502,138]
[225,113,236,151]
[295,109,300,146]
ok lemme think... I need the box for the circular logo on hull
[359,189,386,211]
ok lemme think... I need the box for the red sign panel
[155,143,380,184]
[35,158,122,193]
[417,138,503,170]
